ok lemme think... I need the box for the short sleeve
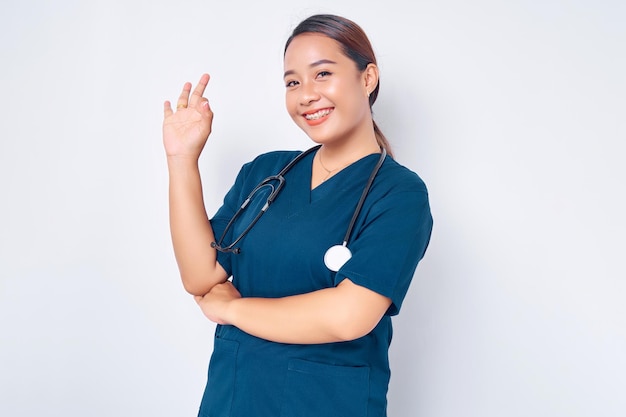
[210,164,251,276]
[334,189,433,315]
[208,151,301,277]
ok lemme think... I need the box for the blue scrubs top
[201,149,432,417]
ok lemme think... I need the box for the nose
[299,81,320,106]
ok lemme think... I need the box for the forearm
[224,280,391,344]
[168,156,225,294]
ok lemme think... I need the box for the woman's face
[283,33,375,146]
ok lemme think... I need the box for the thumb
[200,98,212,114]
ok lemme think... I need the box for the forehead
[283,33,348,70]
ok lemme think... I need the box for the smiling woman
[283,33,379,166]
[162,13,433,417]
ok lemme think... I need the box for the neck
[310,120,381,188]
[312,136,380,186]
[317,135,380,169]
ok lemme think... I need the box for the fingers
[163,100,173,118]
[189,73,210,107]
[200,97,212,113]
[176,81,192,109]
[171,74,210,111]
[165,74,212,122]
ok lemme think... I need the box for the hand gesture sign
[163,74,214,160]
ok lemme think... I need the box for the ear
[362,63,379,97]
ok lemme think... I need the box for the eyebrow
[283,59,338,78]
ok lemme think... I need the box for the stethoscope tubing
[212,145,386,257]
[340,147,387,246]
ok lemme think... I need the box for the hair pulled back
[285,14,392,157]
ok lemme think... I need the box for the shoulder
[248,150,303,168]
[238,150,302,180]
[375,157,429,197]
[363,157,433,234]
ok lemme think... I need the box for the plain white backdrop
[1,1,624,416]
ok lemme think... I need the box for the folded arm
[195,278,391,344]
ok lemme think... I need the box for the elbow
[180,274,212,296]
[183,283,209,296]
[330,314,378,342]
[178,262,228,296]
[332,329,368,343]
[326,280,391,342]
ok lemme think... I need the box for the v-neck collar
[279,149,382,219]
[308,150,382,203]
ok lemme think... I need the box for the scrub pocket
[198,337,239,417]
[280,358,370,417]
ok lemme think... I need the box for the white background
[1,1,624,416]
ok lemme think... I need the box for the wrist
[166,155,202,177]
[167,153,200,165]
[225,297,242,327]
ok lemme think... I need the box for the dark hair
[285,14,393,157]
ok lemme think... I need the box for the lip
[302,107,333,126]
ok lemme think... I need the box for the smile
[303,108,333,121]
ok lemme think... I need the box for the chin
[300,125,336,144]
[304,132,335,145]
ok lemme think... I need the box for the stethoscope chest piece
[324,244,352,272]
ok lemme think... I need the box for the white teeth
[305,109,331,120]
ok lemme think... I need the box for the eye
[316,71,332,79]
[285,80,299,88]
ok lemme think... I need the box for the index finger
[189,73,210,107]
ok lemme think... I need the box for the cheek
[320,81,340,100]
[285,93,298,118]
[326,79,360,108]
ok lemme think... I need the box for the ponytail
[373,120,393,158]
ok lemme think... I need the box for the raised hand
[163,73,214,159]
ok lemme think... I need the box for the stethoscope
[211,145,387,272]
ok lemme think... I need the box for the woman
[163,14,432,417]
